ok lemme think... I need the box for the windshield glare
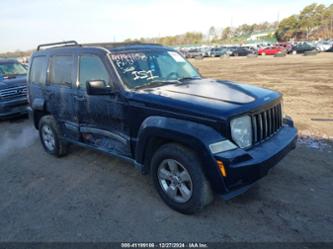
[111,50,200,89]
[0,62,27,77]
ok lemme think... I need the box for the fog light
[209,140,237,154]
[217,160,227,177]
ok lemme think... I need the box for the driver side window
[79,55,110,88]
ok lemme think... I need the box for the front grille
[252,103,283,144]
[0,86,27,100]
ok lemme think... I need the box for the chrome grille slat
[277,104,281,127]
[272,109,275,132]
[252,115,257,143]
[251,103,283,144]
[258,114,263,141]
[0,86,27,99]
[263,111,268,139]
[269,109,273,134]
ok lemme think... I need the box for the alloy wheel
[157,159,193,203]
[41,125,56,151]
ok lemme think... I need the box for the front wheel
[151,143,213,214]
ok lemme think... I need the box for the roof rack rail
[37,40,80,51]
[83,42,162,48]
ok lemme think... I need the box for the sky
[1,0,332,52]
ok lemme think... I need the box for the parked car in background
[201,47,212,57]
[258,46,285,56]
[28,41,297,214]
[276,43,293,53]
[316,41,333,52]
[326,45,333,52]
[210,47,228,57]
[290,42,316,54]
[186,48,202,58]
[229,47,253,56]
[0,59,28,119]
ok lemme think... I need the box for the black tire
[151,143,213,214]
[38,115,69,157]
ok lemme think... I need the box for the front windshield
[111,49,200,89]
[0,62,27,77]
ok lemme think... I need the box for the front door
[74,53,130,156]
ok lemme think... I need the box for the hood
[0,75,27,90]
[129,78,281,120]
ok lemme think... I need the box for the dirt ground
[0,53,332,243]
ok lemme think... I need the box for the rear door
[46,54,79,139]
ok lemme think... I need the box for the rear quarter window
[29,56,48,84]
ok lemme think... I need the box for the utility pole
[331,15,333,38]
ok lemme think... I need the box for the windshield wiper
[177,76,201,82]
[2,74,18,79]
[134,80,181,90]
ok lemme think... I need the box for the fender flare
[31,98,47,128]
[32,98,46,111]
[135,116,228,193]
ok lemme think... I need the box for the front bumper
[214,123,297,199]
[0,97,28,118]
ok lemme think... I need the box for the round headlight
[230,115,252,148]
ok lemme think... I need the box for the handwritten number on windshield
[132,70,158,81]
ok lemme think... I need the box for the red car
[258,46,285,55]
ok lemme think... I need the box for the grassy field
[191,53,333,139]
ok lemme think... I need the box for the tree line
[125,3,333,45]
[124,21,278,46]
[276,3,333,41]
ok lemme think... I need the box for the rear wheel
[151,143,213,214]
[39,115,69,157]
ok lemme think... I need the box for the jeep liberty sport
[28,41,297,213]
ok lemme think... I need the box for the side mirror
[86,80,114,95]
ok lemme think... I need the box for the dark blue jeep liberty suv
[28,41,297,213]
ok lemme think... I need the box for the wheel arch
[31,98,49,129]
[134,116,228,192]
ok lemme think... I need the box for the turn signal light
[217,160,227,177]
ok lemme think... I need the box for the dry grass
[191,53,333,138]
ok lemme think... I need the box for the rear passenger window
[30,56,47,84]
[49,55,74,86]
[79,55,110,88]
